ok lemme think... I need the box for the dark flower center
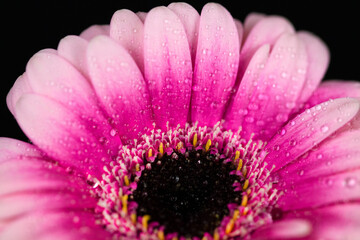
[132,150,242,238]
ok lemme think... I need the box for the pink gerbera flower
[1,2,360,240]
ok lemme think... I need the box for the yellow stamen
[121,195,128,214]
[225,219,235,235]
[242,179,249,190]
[148,148,153,158]
[193,133,198,147]
[242,206,249,215]
[234,150,240,160]
[241,194,248,207]
[135,163,140,171]
[159,143,164,157]
[130,213,137,224]
[233,209,240,220]
[124,175,130,186]
[202,237,208,240]
[237,158,243,171]
[246,189,251,195]
[176,142,183,151]
[142,215,151,230]
[242,166,247,177]
[157,230,165,240]
[172,237,178,240]
[213,229,220,240]
[205,139,211,152]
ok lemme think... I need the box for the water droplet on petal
[110,128,117,137]
[344,177,357,188]
[320,125,329,133]
[280,129,286,136]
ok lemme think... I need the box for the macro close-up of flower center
[1,2,360,240]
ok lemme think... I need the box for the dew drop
[273,145,280,151]
[110,129,117,137]
[244,116,254,123]
[316,153,323,159]
[298,170,304,176]
[280,129,286,136]
[344,177,357,188]
[320,125,329,133]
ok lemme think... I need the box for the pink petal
[110,9,144,72]
[0,138,97,233]
[191,3,240,126]
[168,2,200,65]
[227,33,308,140]
[307,80,360,108]
[0,137,41,163]
[264,98,360,172]
[15,94,111,178]
[0,138,90,196]
[296,31,330,104]
[0,191,96,221]
[243,13,266,40]
[252,219,311,240]
[136,12,147,22]
[277,168,360,210]
[240,15,295,75]
[79,24,110,41]
[234,19,244,48]
[277,127,360,181]
[285,204,360,239]
[224,44,270,132]
[25,50,121,153]
[144,6,193,129]
[6,73,33,117]
[0,158,71,196]
[87,36,153,143]
[57,35,89,79]
[0,211,110,240]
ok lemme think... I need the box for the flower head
[2,2,360,240]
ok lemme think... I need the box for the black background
[1,0,359,141]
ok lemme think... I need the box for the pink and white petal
[25,50,121,154]
[307,80,360,108]
[0,190,96,221]
[87,36,153,143]
[0,138,96,222]
[285,204,360,239]
[79,24,110,41]
[191,3,240,126]
[15,94,111,178]
[234,19,244,48]
[144,6,193,129]
[0,158,72,196]
[57,35,89,79]
[277,168,360,211]
[243,13,266,40]
[224,44,270,131]
[168,2,200,65]
[6,73,33,117]
[110,9,144,72]
[136,12,147,22]
[0,211,110,240]
[264,98,360,172]
[276,127,360,181]
[0,137,42,164]
[296,31,330,104]
[240,16,295,75]
[252,219,311,240]
[234,33,308,140]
